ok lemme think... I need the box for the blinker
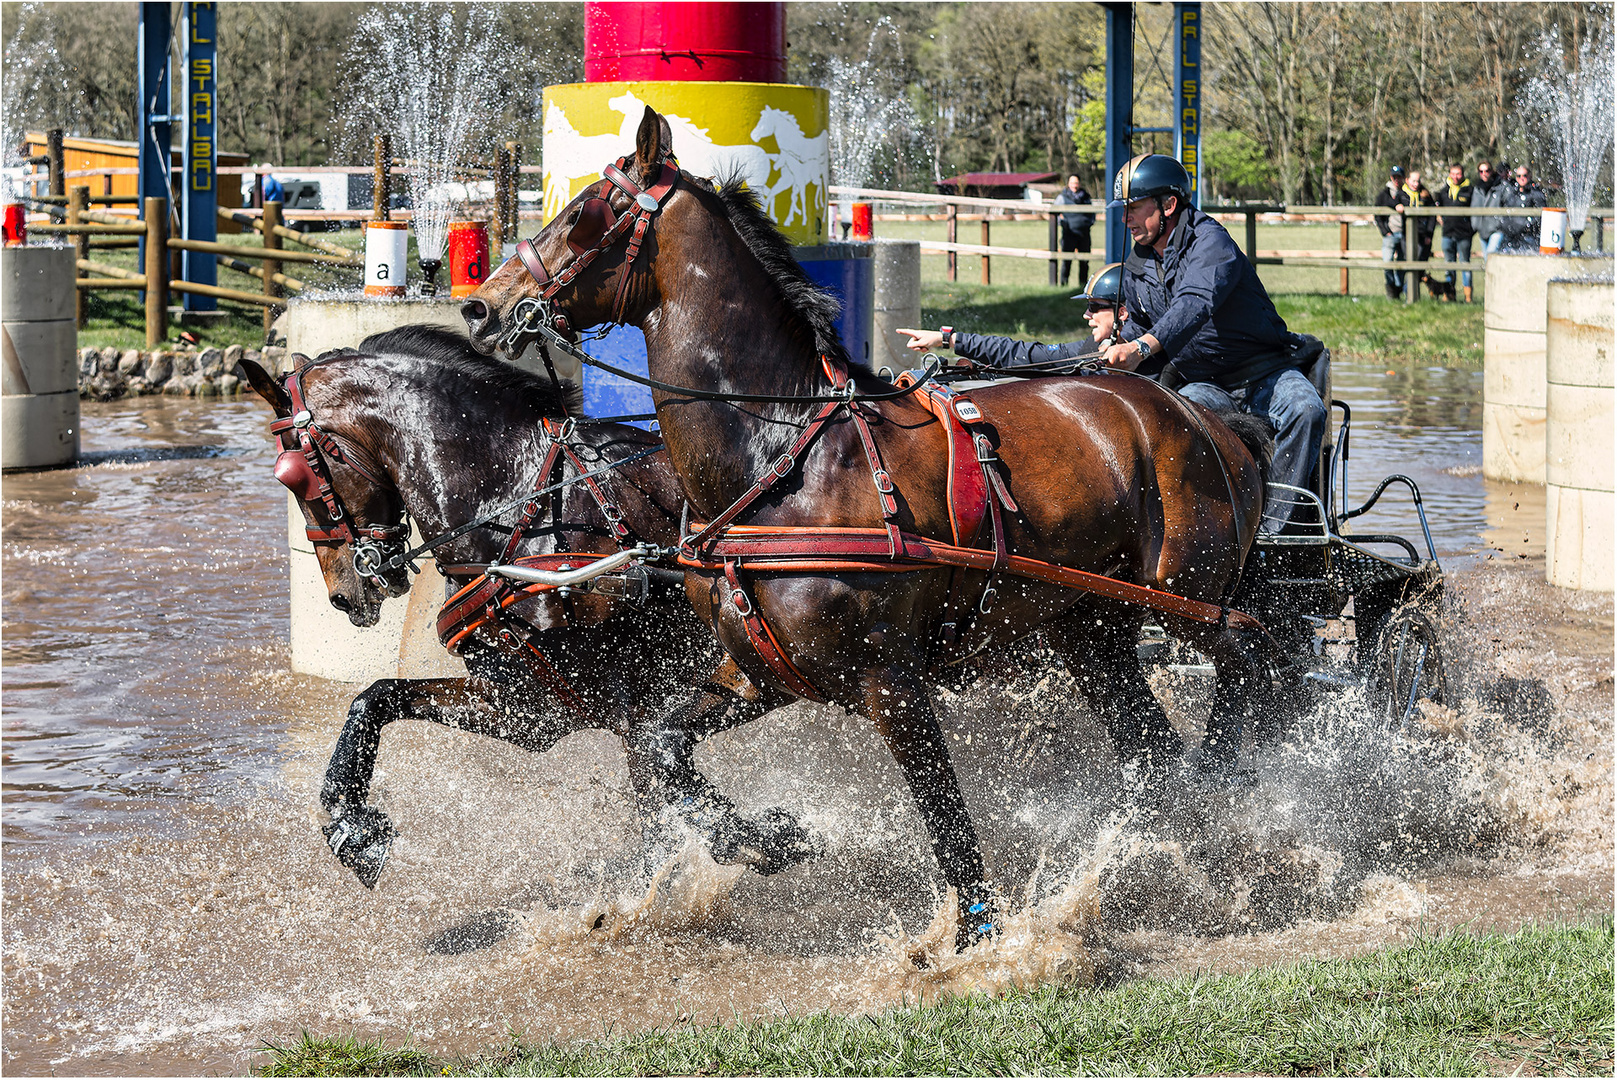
[274,448,325,502]
[567,197,617,254]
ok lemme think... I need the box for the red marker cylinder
[448,221,490,298]
[851,202,873,241]
[3,203,27,247]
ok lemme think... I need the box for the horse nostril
[329,594,353,613]
[461,297,490,333]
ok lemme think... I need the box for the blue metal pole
[182,0,218,311]
[137,1,172,290]
[1174,2,1202,209]
[1103,2,1134,264]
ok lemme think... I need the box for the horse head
[240,356,413,628]
[463,105,681,356]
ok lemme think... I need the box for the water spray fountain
[346,3,506,296]
[1518,26,1615,252]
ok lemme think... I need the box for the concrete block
[1546,280,1614,388]
[1482,401,1546,483]
[0,389,79,469]
[1545,384,1614,492]
[2,320,78,395]
[1482,328,1550,409]
[1546,484,1614,592]
[1,246,75,322]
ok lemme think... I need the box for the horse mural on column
[464,108,1276,950]
[748,106,826,228]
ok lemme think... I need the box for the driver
[896,262,1131,369]
[1102,153,1326,528]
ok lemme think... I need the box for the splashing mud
[2,393,1610,1074]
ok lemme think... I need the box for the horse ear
[633,105,671,176]
[238,357,292,416]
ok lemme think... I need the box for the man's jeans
[1381,232,1405,291]
[1178,368,1328,531]
[1441,233,1472,288]
[1484,230,1505,255]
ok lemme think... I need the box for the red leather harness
[433,418,651,718]
[269,359,411,577]
[678,360,1266,702]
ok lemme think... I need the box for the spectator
[1374,165,1409,300]
[1405,169,1440,298]
[259,164,285,205]
[1500,164,1547,252]
[1472,159,1506,256]
[1053,175,1094,286]
[1433,163,1475,302]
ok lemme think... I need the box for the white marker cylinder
[1540,208,1568,254]
[364,221,408,297]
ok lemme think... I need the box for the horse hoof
[323,804,396,889]
[708,806,825,876]
[956,898,998,952]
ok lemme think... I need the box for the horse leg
[1044,606,1182,774]
[858,667,994,952]
[625,657,821,876]
[1176,620,1273,778]
[320,674,558,888]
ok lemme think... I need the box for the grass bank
[920,284,1484,368]
[258,918,1613,1077]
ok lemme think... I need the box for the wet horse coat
[465,109,1273,947]
[242,326,817,888]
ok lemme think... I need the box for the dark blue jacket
[1121,206,1295,389]
[950,329,1107,369]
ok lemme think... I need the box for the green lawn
[875,216,1482,298]
[257,918,1613,1077]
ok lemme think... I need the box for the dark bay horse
[464,108,1272,947]
[240,325,815,888]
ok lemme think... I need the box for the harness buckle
[872,469,894,494]
[769,453,795,479]
[979,585,998,614]
[730,587,754,615]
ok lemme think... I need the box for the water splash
[1517,22,1616,236]
[825,20,924,194]
[343,4,509,274]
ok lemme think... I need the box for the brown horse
[464,109,1271,946]
[240,325,814,889]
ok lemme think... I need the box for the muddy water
[3,364,1610,1075]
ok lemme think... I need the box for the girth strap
[722,560,827,702]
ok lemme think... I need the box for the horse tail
[1213,409,1274,516]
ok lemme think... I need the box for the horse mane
[340,323,581,416]
[707,176,855,370]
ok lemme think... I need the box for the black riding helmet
[1070,262,1125,308]
[1108,153,1193,207]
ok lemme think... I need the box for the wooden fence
[830,185,1614,299]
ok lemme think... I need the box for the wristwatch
[940,325,955,349]
[1135,337,1155,361]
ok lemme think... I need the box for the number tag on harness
[953,400,983,423]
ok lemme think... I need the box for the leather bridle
[500,154,681,355]
[268,358,411,589]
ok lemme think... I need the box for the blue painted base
[579,243,876,425]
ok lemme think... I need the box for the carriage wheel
[1373,606,1447,729]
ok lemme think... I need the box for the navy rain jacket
[1121,205,1296,389]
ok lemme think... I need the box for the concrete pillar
[1544,277,1614,591]
[277,296,479,681]
[2,246,80,470]
[1483,253,1613,481]
[871,239,920,375]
